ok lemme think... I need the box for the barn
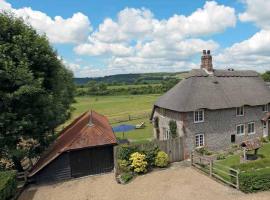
[28,110,117,183]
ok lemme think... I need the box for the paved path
[19,163,270,200]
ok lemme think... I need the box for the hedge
[239,167,270,193]
[0,171,17,200]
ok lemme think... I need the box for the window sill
[236,133,245,136]
[194,121,204,124]
[195,146,205,149]
[248,132,256,135]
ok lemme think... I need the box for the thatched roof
[153,69,270,113]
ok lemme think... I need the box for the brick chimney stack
[201,50,213,72]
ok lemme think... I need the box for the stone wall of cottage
[152,108,184,140]
[153,105,266,154]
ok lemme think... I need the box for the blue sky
[1,0,270,77]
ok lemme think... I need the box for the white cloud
[216,0,270,72]
[239,0,270,29]
[0,0,11,10]
[73,1,235,76]
[0,0,92,44]
[216,30,270,71]
[74,40,133,57]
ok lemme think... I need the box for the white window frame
[236,106,244,116]
[194,109,204,123]
[195,133,204,148]
[163,128,170,140]
[236,124,245,135]
[247,122,255,135]
[262,104,269,112]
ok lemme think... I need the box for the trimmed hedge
[0,171,17,200]
[239,168,270,193]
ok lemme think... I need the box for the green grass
[61,94,160,142]
[72,95,159,120]
[107,84,161,89]
[216,143,270,169]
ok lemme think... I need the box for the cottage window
[236,124,245,135]
[163,128,170,140]
[262,104,268,112]
[194,109,204,123]
[236,106,244,116]
[248,122,255,134]
[195,134,204,147]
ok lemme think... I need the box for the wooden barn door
[70,146,114,178]
[70,148,91,178]
[90,146,114,175]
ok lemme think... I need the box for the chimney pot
[201,50,213,72]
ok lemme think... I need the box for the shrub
[195,147,213,156]
[155,151,169,167]
[153,117,159,128]
[239,168,270,193]
[117,159,130,173]
[120,172,133,183]
[118,145,139,160]
[142,145,159,167]
[0,171,17,200]
[216,153,226,160]
[169,120,177,138]
[260,137,269,143]
[129,152,148,173]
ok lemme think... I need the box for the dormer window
[236,106,244,116]
[262,104,268,112]
[194,109,204,123]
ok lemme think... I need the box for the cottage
[28,111,117,183]
[151,50,270,158]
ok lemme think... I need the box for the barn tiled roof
[28,111,116,177]
[153,69,270,113]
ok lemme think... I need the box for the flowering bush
[155,151,169,167]
[17,137,39,151]
[129,152,148,173]
[0,158,14,170]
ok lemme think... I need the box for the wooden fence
[191,152,239,189]
[154,138,184,162]
[114,137,184,168]
[109,112,150,124]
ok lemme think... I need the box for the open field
[107,84,161,89]
[60,94,160,141]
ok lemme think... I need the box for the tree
[0,13,75,170]
[262,71,270,82]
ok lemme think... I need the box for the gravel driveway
[19,162,270,200]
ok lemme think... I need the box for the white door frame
[263,120,269,137]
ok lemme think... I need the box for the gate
[191,152,239,189]
[155,137,184,162]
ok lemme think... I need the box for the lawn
[61,94,160,142]
[217,142,270,168]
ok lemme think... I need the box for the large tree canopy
[0,13,75,168]
[262,71,270,82]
